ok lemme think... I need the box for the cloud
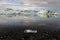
[16,0,60,7]
[0,0,48,6]
[0,1,8,6]
[0,0,60,7]
[0,0,21,6]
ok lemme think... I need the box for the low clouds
[0,0,60,7]
[0,0,22,6]
[21,0,60,7]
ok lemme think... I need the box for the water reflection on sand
[0,15,60,26]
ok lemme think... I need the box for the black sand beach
[0,19,60,40]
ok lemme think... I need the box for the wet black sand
[0,21,60,40]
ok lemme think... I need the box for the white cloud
[0,1,21,6]
[0,1,8,6]
[40,1,48,4]
[0,0,60,7]
[0,1,8,4]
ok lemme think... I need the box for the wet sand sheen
[0,15,60,31]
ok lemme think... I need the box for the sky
[0,0,22,6]
[0,0,60,7]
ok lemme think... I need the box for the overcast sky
[0,0,60,7]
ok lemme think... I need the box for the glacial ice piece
[24,29,37,33]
